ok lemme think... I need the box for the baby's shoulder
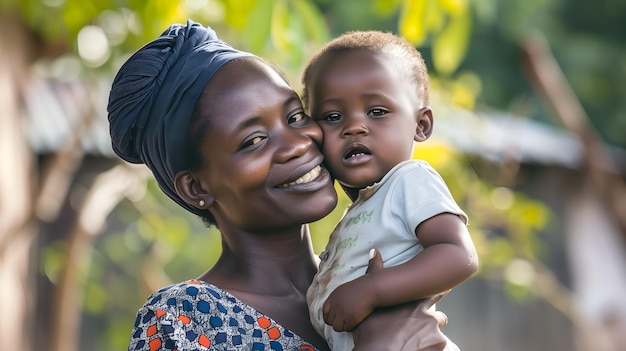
[388,160,441,183]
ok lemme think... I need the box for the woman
[108,20,449,351]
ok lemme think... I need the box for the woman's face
[192,58,338,232]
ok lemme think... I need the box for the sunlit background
[1,0,625,350]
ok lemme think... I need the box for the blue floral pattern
[128,280,318,351]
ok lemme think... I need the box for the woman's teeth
[279,165,322,188]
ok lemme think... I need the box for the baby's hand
[323,275,377,332]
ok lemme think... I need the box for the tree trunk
[0,14,37,351]
[521,31,626,351]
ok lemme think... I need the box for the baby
[303,31,479,350]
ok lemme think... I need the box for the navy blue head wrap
[107,20,255,215]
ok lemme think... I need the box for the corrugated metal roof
[22,77,115,157]
[433,106,582,168]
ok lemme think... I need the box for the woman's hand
[351,249,451,351]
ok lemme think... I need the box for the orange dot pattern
[127,280,320,350]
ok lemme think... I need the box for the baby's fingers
[324,311,345,332]
[322,301,335,326]
[324,301,352,332]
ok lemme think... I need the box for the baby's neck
[341,184,364,202]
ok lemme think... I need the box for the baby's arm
[322,213,478,332]
[352,250,451,351]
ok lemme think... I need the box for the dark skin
[323,214,476,332]
[175,58,335,349]
[174,57,451,351]
[353,249,451,351]
[307,49,479,333]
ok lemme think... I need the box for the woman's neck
[200,224,329,351]
[202,224,319,296]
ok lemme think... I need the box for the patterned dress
[128,280,319,351]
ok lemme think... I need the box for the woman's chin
[300,189,338,224]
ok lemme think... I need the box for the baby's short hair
[302,30,430,109]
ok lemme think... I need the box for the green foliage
[40,239,68,284]
[82,179,222,348]
[395,0,473,75]
[463,0,626,148]
[244,0,274,52]
[309,183,352,253]
[204,0,329,75]
[1,0,331,77]
[431,2,471,76]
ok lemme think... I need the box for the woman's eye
[241,135,265,149]
[324,112,342,122]
[288,111,309,125]
[368,108,388,117]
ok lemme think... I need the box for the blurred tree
[459,0,626,149]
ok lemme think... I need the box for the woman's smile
[278,165,322,188]
[276,164,332,193]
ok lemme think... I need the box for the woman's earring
[199,200,205,207]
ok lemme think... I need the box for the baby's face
[308,50,422,189]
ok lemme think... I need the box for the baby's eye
[368,108,388,117]
[323,112,342,122]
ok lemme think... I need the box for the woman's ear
[174,171,214,210]
[414,106,434,142]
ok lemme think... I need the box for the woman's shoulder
[141,279,225,306]
[129,280,320,350]
[135,279,247,323]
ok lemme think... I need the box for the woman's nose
[274,124,321,162]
